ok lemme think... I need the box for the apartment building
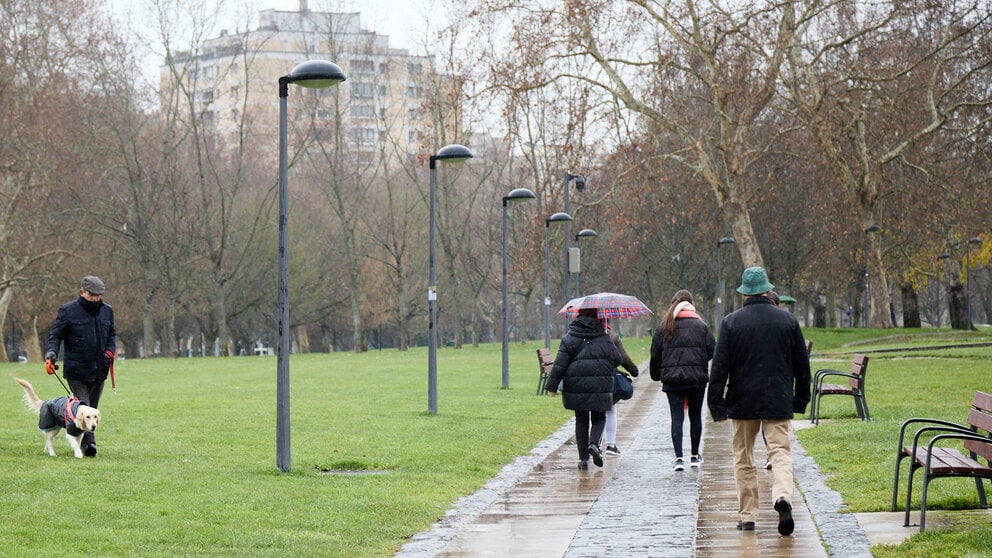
[162,1,457,161]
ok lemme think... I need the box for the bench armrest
[813,367,844,382]
[925,432,992,467]
[909,424,979,456]
[897,417,971,448]
[813,370,856,389]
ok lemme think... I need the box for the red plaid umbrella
[558,292,653,319]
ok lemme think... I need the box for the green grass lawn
[1,330,989,557]
[0,343,571,557]
[798,328,992,557]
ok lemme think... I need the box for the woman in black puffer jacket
[545,308,622,470]
[649,290,715,471]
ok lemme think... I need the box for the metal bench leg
[892,453,906,511]
[920,473,932,532]
[860,395,871,421]
[904,463,919,527]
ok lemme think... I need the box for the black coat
[545,316,622,412]
[649,314,715,391]
[47,297,117,382]
[707,296,811,421]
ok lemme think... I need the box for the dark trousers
[68,378,105,448]
[574,409,606,461]
[666,387,705,458]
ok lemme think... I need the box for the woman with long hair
[649,290,715,471]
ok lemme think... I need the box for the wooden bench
[808,354,869,425]
[891,390,992,531]
[536,347,553,395]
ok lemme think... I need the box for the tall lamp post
[562,173,585,304]
[863,225,880,328]
[966,237,982,330]
[573,228,598,297]
[544,212,572,348]
[936,252,950,328]
[277,60,346,473]
[427,144,475,415]
[715,236,735,322]
[501,187,536,389]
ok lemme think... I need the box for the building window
[351,82,374,98]
[350,104,375,118]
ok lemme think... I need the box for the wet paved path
[396,370,874,557]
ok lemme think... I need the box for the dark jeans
[666,387,705,458]
[68,378,105,448]
[574,409,606,461]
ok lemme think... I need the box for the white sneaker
[673,457,685,471]
[690,455,703,468]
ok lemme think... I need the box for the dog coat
[38,396,85,437]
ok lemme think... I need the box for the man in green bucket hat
[707,266,811,536]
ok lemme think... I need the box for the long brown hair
[661,289,694,342]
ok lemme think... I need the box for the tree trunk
[949,284,968,330]
[901,282,921,328]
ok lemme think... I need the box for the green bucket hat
[736,266,774,296]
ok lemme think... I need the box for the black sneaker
[604,445,620,456]
[589,444,603,467]
[736,521,755,531]
[578,460,588,470]
[690,455,703,468]
[673,457,685,471]
[775,497,794,536]
[83,444,97,457]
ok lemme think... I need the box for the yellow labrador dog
[16,378,101,458]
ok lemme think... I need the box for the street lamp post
[562,172,585,302]
[573,228,598,297]
[715,236,735,322]
[966,237,982,330]
[544,212,572,349]
[501,188,536,390]
[427,144,474,415]
[277,60,346,473]
[863,225,881,328]
[936,252,950,328]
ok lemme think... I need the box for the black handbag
[613,371,634,402]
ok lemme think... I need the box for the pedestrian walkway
[396,373,873,557]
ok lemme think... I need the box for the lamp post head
[575,228,598,241]
[280,60,346,95]
[718,236,735,247]
[503,187,536,206]
[546,212,572,226]
[865,225,881,234]
[431,144,474,168]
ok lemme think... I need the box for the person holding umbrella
[545,307,622,470]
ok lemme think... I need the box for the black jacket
[707,296,811,421]
[47,297,117,382]
[649,314,715,391]
[545,316,622,412]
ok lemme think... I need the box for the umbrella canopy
[558,292,653,319]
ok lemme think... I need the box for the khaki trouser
[730,419,793,523]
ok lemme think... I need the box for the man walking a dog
[45,275,116,457]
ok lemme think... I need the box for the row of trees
[2,0,990,362]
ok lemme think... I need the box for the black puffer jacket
[649,314,715,391]
[707,296,811,421]
[47,297,116,382]
[545,316,622,412]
